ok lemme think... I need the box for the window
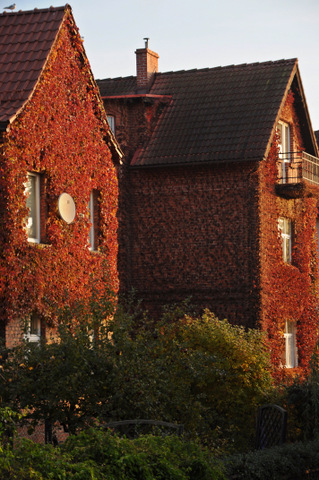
[284,320,298,368]
[277,121,291,183]
[25,313,41,343]
[88,190,95,251]
[278,218,292,263]
[25,172,40,243]
[107,115,115,134]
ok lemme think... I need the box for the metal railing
[277,152,319,186]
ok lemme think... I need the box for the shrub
[279,345,319,442]
[224,437,319,479]
[108,307,274,452]
[0,297,273,452]
[0,429,225,480]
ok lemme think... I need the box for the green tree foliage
[0,298,273,452]
[279,343,319,443]
[0,298,115,436]
[0,429,225,480]
[109,307,273,451]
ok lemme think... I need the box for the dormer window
[107,115,115,135]
[277,121,291,183]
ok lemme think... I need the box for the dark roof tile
[131,59,297,166]
[0,6,66,124]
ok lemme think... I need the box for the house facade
[97,46,319,374]
[0,6,120,348]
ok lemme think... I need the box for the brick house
[97,45,319,373]
[0,5,121,348]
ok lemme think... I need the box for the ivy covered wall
[0,13,119,346]
[259,91,319,378]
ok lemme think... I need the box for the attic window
[107,115,115,134]
[277,121,291,183]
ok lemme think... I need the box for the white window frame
[24,313,41,343]
[277,121,291,183]
[25,172,40,243]
[88,191,95,251]
[278,217,292,263]
[107,115,115,134]
[284,320,298,368]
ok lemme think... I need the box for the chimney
[135,38,159,93]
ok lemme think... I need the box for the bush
[0,429,225,480]
[0,297,273,452]
[108,307,273,452]
[0,320,114,436]
[224,437,319,479]
[279,346,319,443]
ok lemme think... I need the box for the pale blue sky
[4,0,319,129]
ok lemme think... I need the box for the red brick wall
[123,161,260,327]
[103,84,319,375]
[135,48,159,91]
[103,97,167,161]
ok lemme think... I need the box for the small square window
[278,218,292,263]
[284,320,298,368]
[25,172,40,243]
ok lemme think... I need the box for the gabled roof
[99,58,316,167]
[0,5,123,159]
[0,5,66,126]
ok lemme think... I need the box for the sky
[3,0,319,129]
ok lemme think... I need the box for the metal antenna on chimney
[143,37,149,49]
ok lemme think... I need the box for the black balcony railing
[277,152,319,186]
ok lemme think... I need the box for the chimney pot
[135,40,159,93]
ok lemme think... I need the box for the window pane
[284,321,297,368]
[26,175,36,238]
[30,314,41,336]
[284,124,290,152]
[278,218,292,263]
[88,191,95,250]
[25,173,40,242]
[107,115,115,134]
[285,237,290,263]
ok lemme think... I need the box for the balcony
[275,152,319,199]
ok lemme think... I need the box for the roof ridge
[156,58,297,77]
[97,74,136,82]
[97,58,297,84]
[0,4,67,17]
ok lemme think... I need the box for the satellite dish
[58,193,76,224]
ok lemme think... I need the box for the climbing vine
[0,8,118,344]
[259,91,319,380]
